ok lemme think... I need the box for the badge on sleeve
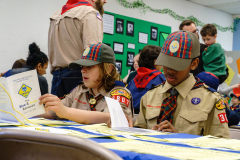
[191,98,201,105]
[218,113,228,123]
[110,89,130,106]
[215,99,226,110]
[96,12,102,21]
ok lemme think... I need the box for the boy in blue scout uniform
[134,31,230,138]
[40,43,133,125]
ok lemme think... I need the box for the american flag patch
[97,13,102,21]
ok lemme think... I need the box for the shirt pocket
[179,110,208,135]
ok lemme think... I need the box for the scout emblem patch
[215,99,226,110]
[97,13,102,21]
[18,84,32,98]
[110,89,130,106]
[83,47,90,56]
[191,98,201,105]
[218,113,228,123]
[169,40,179,53]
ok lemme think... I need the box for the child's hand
[39,94,67,118]
[152,120,178,133]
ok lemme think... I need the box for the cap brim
[69,59,101,69]
[155,52,192,71]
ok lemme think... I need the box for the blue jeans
[51,67,82,98]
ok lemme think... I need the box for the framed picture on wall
[113,42,124,54]
[116,18,124,34]
[127,52,135,66]
[139,32,148,44]
[151,26,158,41]
[126,21,134,36]
[116,60,122,74]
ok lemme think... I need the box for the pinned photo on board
[116,60,122,74]
[126,21,134,36]
[116,18,124,34]
[151,26,158,41]
[127,52,135,66]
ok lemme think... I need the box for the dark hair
[200,24,217,37]
[138,45,161,69]
[179,20,195,30]
[26,42,48,68]
[12,59,26,69]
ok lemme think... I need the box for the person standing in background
[48,0,107,98]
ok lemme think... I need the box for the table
[1,118,240,160]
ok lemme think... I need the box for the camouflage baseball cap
[155,30,200,71]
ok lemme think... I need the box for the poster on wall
[116,18,124,34]
[151,26,158,41]
[116,60,122,74]
[113,42,124,54]
[139,32,148,44]
[103,14,114,35]
[127,52,135,66]
[126,21,134,36]
[128,43,135,49]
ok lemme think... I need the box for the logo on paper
[18,84,32,98]
[169,40,179,53]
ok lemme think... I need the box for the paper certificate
[0,70,45,122]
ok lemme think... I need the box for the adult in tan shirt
[48,0,106,98]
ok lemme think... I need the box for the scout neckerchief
[134,67,161,88]
[86,91,104,111]
[157,77,205,124]
[61,0,92,15]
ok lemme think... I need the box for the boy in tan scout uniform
[134,31,230,138]
[40,43,133,125]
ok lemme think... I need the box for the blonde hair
[97,63,120,92]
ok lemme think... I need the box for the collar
[85,86,108,98]
[159,74,196,99]
[61,0,92,15]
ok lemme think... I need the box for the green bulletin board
[103,11,171,78]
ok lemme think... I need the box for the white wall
[0,0,234,92]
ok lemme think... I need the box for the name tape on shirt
[111,95,130,106]
[215,99,226,110]
[218,113,228,123]
[110,89,130,99]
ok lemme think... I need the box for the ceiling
[185,0,240,15]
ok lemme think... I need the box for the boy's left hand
[152,120,178,133]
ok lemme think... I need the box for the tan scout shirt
[50,84,134,119]
[48,5,103,73]
[134,74,230,138]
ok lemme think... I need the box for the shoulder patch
[115,81,125,87]
[215,99,226,110]
[110,89,130,99]
[96,12,102,21]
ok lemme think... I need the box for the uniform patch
[111,95,130,106]
[169,40,179,53]
[218,113,228,123]
[191,98,201,105]
[97,13,102,21]
[83,47,90,56]
[215,99,226,110]
[110,89,130,99]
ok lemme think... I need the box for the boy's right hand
[39,94,67,118]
